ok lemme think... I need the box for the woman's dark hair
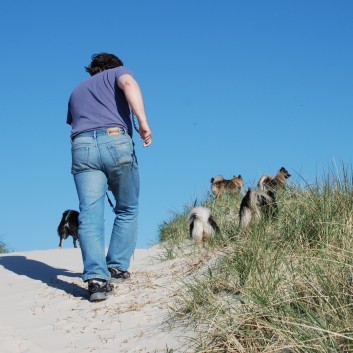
[85,53,124,76]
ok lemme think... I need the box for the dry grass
[159,167,353,352]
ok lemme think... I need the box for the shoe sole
[90,292,109,302]
[110,277,131,284]
[89,287,115,302]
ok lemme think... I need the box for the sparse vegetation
[0,238,8,254]
[158,167,353,352]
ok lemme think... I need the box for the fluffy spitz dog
[57,210,79,248]
[258,167,291,192]
[210,175,243,197]
[239,188,277,228]
[188,206,220,243]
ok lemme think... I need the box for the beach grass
[0,238,8,254]
[158,167,353,352]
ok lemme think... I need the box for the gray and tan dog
[211,175,244,197]
[257,167,291,192]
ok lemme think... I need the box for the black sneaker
[88,280,114,302]
[109,268,131,283]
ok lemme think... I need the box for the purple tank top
[67,66,133,138]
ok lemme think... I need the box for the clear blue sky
[1,1,352,252]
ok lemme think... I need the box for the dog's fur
[57,210,79,248]
[257,167,291,192]
[210,175,244,197]
[239,188,277,228]
[188,206,220,243]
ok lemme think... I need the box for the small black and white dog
[239,188,278,228]
[57,210,79,248]
[57,193,114,248]
[188,206,220,243]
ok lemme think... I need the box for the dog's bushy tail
[239,188,278,228]
[188,206,219,242]
[257,175,272,191]
[239,189,253,228]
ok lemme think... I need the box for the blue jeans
[71,129,139,282]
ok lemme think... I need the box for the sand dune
[0,246,195,353]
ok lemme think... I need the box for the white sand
[0,246,197,353]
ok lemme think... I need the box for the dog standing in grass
[239,188,278,228]
[211,175,244,197]
[258,167,291,192]
[188,206,220,243]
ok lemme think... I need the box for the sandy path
[0,246,196,353]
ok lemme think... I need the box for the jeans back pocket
[107,139,134,167]
[71,146,89,174]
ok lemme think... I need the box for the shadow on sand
[0,256,87,299]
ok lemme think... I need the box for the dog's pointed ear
[210,177,214,183]
[238,175,242,179]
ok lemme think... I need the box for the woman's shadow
[0,255,87,299]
